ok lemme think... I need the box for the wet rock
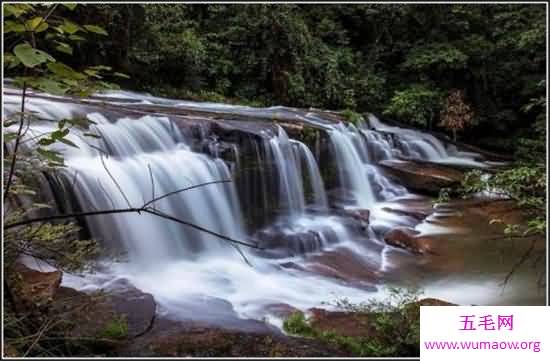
[381,207,430,222]
[120,316,348,357]
[340,209,370,224]
[256,229,324,257]
[12,263,62,312]
[308,308,373,338]
[264,303,301,320]
[52,280,156,345]
[303,248,380,289]
[379,159,464,195]
[384,228,435,255]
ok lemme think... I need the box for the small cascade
[4,93,248,267]
[326,123,378,208]
[293,141,328,209]
[265,126,328,215]
[365,114,487,167]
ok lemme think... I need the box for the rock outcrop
[379,159,464,195]
[383,228,435,255]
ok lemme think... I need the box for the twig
[4,84,28,201]
[23,319,52,357]
[500,238,538,290]
[148,163,155,209]
[5,206,261,249]
[142,179,231,208]
[99,152,133,209]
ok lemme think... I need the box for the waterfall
[293,141,328,209]
[326,123,377,208]
[265,126,328,215]
[4,93,247,266]
[5,87,501,327]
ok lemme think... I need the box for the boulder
[379,159,464,195]
[52,279,156,344]
[12,263,62,312]
[119,316,348,357]
[341,209,370,224]
[383,228,435,255]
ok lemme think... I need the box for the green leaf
[113,72,131,79]
[13,43,56,68]
[4,4,34,18]
[38,138,56,146]
[47,62,86,80]
[89,65,112,71]
[4,20,26,33]
[61,4,78,11]
[83,25,108,36]
[31,78,69,95]
[37,148,64,164]
[51,128,70,140]
[83,132,101,139]
[68,34,86,41]
[84,69,102,79]
[3,53,21,69]
[60,20,81,34]
[55,42,73,55]
[59,138,79,148]
[25,17,48,32]
[68,117,96,127]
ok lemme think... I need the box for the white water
[366,114,489,168]
[266,126,329,215]
[6,88,524,328]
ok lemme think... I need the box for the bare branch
[5,204,261,250]
[4,84,28,201]
[148,163,155,209]
[142,179,232,208]
[99,152,133,209]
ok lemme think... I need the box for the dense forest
[30,3,547,150]
[3,2,547,358]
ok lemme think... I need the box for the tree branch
[5,204,261,250]
[4,84,28,202]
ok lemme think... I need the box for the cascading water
[365,114,488,167]
[6,87,530,329]
[265,125,328,215]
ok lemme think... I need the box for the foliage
[383,85,443,128]
[341,109,364,125]
[99,316,129,340]
[3,3,122,356]
[402,43,468,72]
[439,89,475,140]
[6,4,545,152]
[283,287,422,357]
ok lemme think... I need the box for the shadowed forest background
[39,3,547,152]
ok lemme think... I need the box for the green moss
[282,287,422,357]
[283,312,315,337]
[99,315,128,340]
[341,109,364,125]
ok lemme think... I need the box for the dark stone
[379,159,464,195]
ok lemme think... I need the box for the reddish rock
[384,228,435,255]
[12,263,62,311]
[379,159,464,195]
[308,308,373,338]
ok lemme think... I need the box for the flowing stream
[3,88,544,329]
